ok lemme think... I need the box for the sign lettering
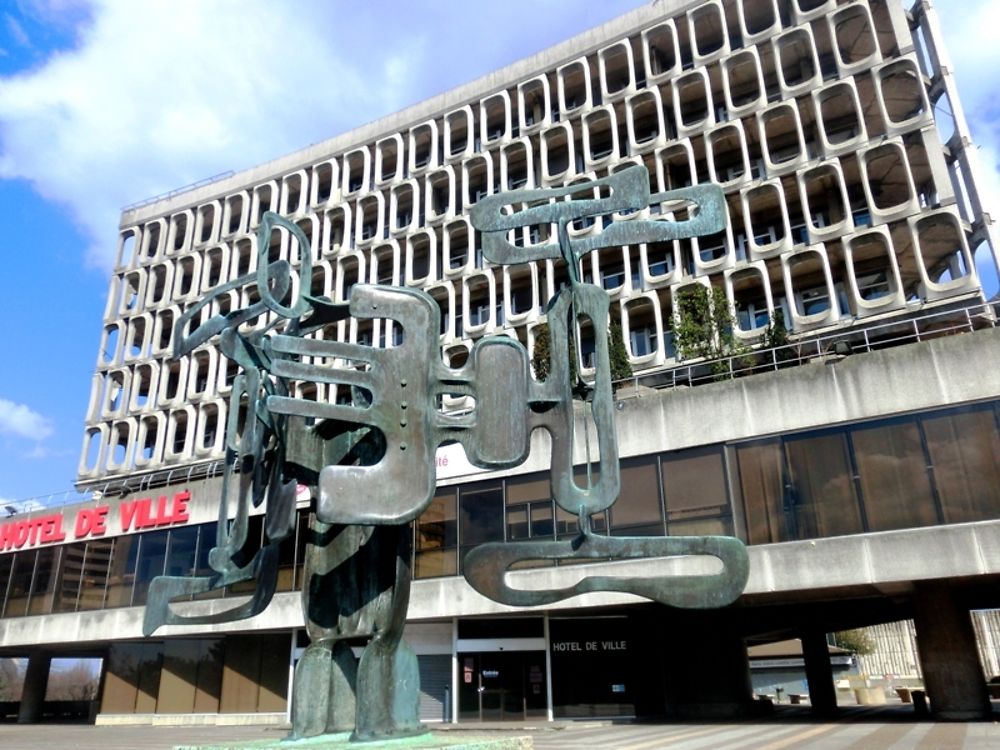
[0,489,193,552]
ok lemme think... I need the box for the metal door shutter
[418,654,451,722]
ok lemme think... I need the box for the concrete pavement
[2,706,1000,749]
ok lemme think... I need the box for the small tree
[762,309,789,350]
[531,319,630,391]
[833,628,875,656]
[530,323,552,382]
[608,318,633,386]
[673,285,747,375]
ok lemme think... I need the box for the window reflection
[415,488,458,578]
[922,406,1000,523]
[612,457,664,536]
[27,547,59,616]
[106,535,141,608]
[851,420,938,531]
[78,539,114,611]
[459,481,504,570]
[784,432,863,539]
[5,550,35,618]
[662,446,730,536]
[133,530,169,606]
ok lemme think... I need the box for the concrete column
[913,583,991,720]
[800,630,837,715]
[17,652,52,724]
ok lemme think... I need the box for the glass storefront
[1,400,999,619]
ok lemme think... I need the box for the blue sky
[0,0,997,505]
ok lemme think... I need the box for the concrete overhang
[4,518,1000,652]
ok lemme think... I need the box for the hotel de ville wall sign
[143,164,750,741]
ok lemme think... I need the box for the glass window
[192,521,224,601]
[0,553,12,616]
[922,406,1000,524]
[735,439,787,545]
[661,445,731,536]
[227,516,264,595]
[54,543,86,613]
[506,473,554,540]
[784,431,863,538]
[4,550,35,618]
[459,481,504,568]
[78,539,114,611]
[851,420,938,531]
[611,457,664,536]
[132,529,169,606]
[165,526,199,578]
[27,546,60,616]
[106,536,141,608]
[415,488,458,578]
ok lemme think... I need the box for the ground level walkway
[1,704,999,749]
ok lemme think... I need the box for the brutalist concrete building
[2,0,999,726]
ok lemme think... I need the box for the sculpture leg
[290,639,357,739]
[353,635,422,741]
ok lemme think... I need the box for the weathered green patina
[143,164,748,743]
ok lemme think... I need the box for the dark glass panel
[276,517,298,593]
[784,432,863,538]
[530,503,554,539]
[165,526,199,577]
[27,547,59,616]
[192,521,224,601]
[157,639,202,713]
[227,516,264,595]
[415,488,458,578]
[0,553,13,616]
[459,482,504,569]
[106,535,141,608]
[852,420,938,531]
[4,550,35,618]
[54,543,86,613]
[507,505,529,540]
[78,538,114,611]
[922,406,1000,523]
[662,445,731,535]
[506,473,554,542]
[133,529,169,606]
[735,439,787,545]
[506,474,550,504]
[611,456,663,536]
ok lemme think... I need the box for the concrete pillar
[912,583,991,720]
[800,630,837,715]
[17,652,51,724]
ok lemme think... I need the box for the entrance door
[457,651,547,721]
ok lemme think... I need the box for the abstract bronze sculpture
[143,164,749,741]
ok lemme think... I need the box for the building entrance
[457,651,547,721]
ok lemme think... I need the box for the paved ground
[2,706,1000,749]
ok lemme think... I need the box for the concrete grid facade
[3,0,1000,728]
[79,0,996,485]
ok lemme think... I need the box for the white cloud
[0,0,423,271]
[0,397,53,440]
[0,0,642,274]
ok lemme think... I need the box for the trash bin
[912,689,929,717]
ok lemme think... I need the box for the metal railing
[614,300,999,391]
[121,171,235,212]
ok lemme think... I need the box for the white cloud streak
[0,397,53,440]
[0,0,997,292]
[0,0,423,270]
